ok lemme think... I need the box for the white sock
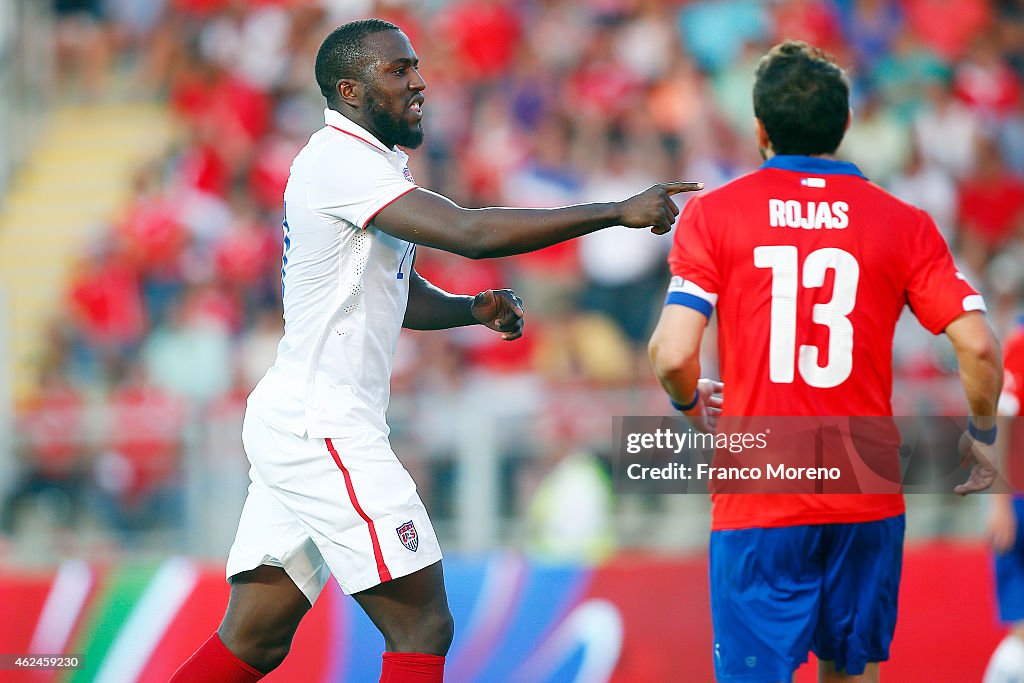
[984,634,1024,683]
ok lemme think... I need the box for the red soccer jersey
[668,155,984,530]
[1000,323,1024,491]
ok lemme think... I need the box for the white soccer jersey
[247,108,419,438]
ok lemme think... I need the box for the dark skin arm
[373,183,702,260]
[402,268,525,340]
[333,32,701,258]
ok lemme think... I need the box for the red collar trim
[327,125,391,153]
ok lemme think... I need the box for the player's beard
[364,85,424,149]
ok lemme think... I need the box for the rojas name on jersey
[768,199,849,230]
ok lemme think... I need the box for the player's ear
[845,108,853,131]
[336,79,362,108]
[754,117,771,153]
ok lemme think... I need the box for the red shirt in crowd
[118,196,188,271]
[957,173,1024,247]
[108,382,186,501]
[18,381,86,477]
[438,0,521,81]
[67,255,146,347]
[902,0,991,59]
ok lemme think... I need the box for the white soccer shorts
[226,410,443,604]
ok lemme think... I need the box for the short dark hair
[315,19,401,104]
[753,41,850,156]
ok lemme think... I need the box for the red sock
[379,652,445,682]
[169,633,264,682]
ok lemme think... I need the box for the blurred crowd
[7,0,1024,549]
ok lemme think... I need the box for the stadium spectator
[0,363,88,536]
[613,0,677,82]
[93,361,186,542]
[211,203,279,315]
[770,0,842,56]
[914,79,980,178]
[888,138,958,245]
[839,90,911,184]
[903,0,992,60]
[953,35,1022,122]
[645,50,707,142]
[956,136,1024,273]
[117,167,189,275]
[436,0,521,83]
[678,0,768,72]
[53,0,112,99]
[141,288,234,402]
[712,40,762,137]
[65,240,147,378]
[872,29,948,122]
[833,0,902,72]
[998,92,1024,176]
[578,141,671,356]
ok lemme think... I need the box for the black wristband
[671,389,700,412]
[968,418,997,445]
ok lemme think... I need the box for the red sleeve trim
[360,185,418,229]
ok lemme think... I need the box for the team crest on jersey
[403,167,415,183]
[397,520,419,552]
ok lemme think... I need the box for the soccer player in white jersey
[171,18,704,683]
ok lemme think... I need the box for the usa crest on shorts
[397,520,418,552]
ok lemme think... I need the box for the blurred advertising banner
[613,416,1014,494]
[0,546,1006,682]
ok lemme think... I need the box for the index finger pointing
[663,181,704,195]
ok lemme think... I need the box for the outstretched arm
[373,182,702,260]
[403,269,524,340]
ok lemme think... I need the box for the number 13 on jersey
[754,246,860,388]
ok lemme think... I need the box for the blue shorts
[709,515,905,682]
[995,497,1024,623]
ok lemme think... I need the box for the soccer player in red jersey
[984,319,1024,682]
[649,41,1003,683]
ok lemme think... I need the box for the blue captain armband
[968,418,997,445]
[664,276,716,319]
[664,291,713,318]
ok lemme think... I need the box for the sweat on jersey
[247,109,418,438]
[667,155,986,530]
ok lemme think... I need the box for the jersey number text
[753,246,859,388]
